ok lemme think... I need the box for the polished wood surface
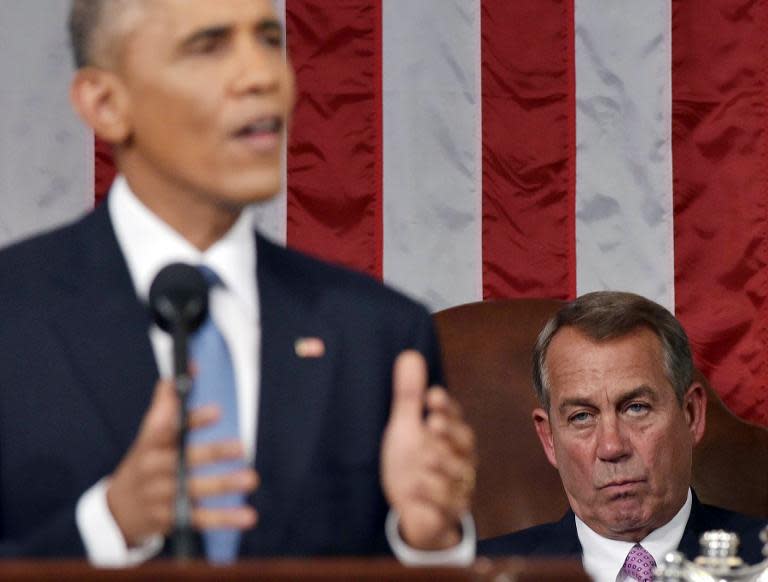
[0,558,589,581]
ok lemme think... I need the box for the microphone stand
[171,322,196,560]
[148,262,209,561]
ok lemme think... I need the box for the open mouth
[234,116,283,139]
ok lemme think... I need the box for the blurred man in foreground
[0,0,476,565]
[479,291,766,581]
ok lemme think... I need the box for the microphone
[148,263,209,560]
[149,262,208,334]
[149,263,208,398]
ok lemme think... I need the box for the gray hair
[532,291,694,410]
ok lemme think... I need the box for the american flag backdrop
[1,0,766,425]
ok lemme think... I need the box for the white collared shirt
[76,176,260,565]
[576,489,692,582]
[109,175,260,459]
[75,176,474,566]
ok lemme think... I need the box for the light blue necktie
[188,266,245,564]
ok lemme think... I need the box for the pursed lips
[596,479,647,499]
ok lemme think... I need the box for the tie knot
[197,265,223,289]
[621,544,657,582]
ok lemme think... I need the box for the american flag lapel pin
[294,337,325,358]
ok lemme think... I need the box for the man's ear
[683,381,707,446]
[70,67,131,144]
[533,407,558,469]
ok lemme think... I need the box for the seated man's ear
[684,382,707,446]
[70,68,132,145]
[533,408,558,469]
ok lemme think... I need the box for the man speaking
[0,0,476,565]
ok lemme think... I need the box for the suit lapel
[542,511,583,555]
[677,494,704,558]
[246,235,337,552]
[48,203,158,455]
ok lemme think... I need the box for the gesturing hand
[381,350,477,550]
[106,380,259,547]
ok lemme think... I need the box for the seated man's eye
[625,402,650,415]
[569,411,593,425]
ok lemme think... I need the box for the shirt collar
[575,489,692,582]
[108,175,258,320]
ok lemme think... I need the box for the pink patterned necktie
[621,544,657,582]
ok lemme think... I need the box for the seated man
[479,291,766,581]
[0,0,476,566]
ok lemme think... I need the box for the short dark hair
[68,0,108,68]
[69,0,143,68]
[532,291,694,410]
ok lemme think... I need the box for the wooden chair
[433,299,768,540]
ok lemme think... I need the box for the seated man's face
[533,326,705,541]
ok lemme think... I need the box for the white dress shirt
[576,489,692,582]
[75,176,474,566]
[76,176,260,565]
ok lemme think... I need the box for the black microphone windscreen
[148,263,209,333]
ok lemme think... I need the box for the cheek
[168,94,218,138]
[152,77,219,123]
[554,439,594,483]
[637,425,689,486]
[283,61,297,106]
[131,89,211,148]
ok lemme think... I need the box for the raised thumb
[389,350,427,427]
[137,378,178,447]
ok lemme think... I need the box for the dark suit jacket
[0,201,443,558]
[478,494,767,565]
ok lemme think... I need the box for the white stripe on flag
[251,0,288,245]
[0,0,92,250]
[382,0,483,311]
[574,0,675,311]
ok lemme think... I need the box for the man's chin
[213,184,281,209]
[212,167,283,203]
[602,507,655,541]
[579,493,650,538]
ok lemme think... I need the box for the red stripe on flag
[286,0,383,278]
[480,0,576,300]
[672,0,768,424]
